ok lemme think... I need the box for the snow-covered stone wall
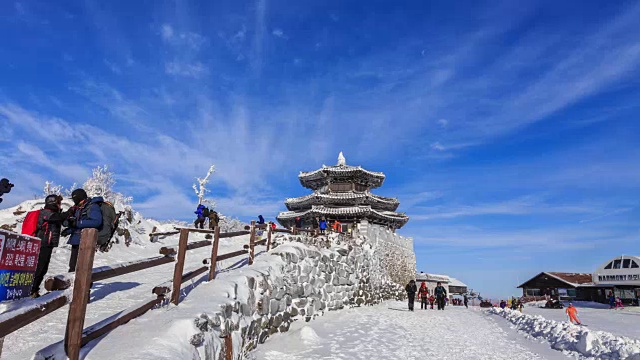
[365,224,416,286]
[188,229,413,359]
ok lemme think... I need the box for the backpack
[202,207,210,218]
[96,201,121,252]
[21,210,42,237]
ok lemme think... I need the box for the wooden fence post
[224,333,233,360]
[266,226,272,251]
[65,228,98,360]
[248,220,256,265]
[208,226,220,281]
[171,228,190,305]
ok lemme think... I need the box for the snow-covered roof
[298,154,386,190]
[517,272,594,288]
[278,205,408,221]
[284,191,399,211]
[448,277,467,288]
[416,272,450,283]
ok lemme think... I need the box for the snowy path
[2,233,254,360]
[253,302,567,360]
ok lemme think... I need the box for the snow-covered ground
[252,303,567,360]
[522,301,640,340]
[1,230,256,360]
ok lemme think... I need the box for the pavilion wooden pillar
[171,228,190,305]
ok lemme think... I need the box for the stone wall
[190,228,414,359]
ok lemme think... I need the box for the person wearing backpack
[194,204,206,229]
[208,210,219,230]
[25,195,68,297]
[62,189,103,272]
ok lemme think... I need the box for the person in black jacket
[405,280,418,311]
[31,195,69,298]
[434,282,448,310]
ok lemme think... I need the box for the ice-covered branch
[193,165,215,206]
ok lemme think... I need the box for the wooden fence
[0,221,298,360]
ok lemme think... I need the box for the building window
[604,262,613,269]
[525,289,541,296]
[354,184,368,192]
[623,259,631,268]
[613,259,622,269]
[567,289,577,297]
[632,260,639,269]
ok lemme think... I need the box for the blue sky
[1,0,639,298]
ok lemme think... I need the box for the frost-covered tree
[64,183,78,197]
[43,181,63,196]
[83,166,116,200]
[192,165,216,206]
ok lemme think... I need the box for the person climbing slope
[319,217,327,234]
[566,303,582,325]
[405,280,417,311]
[418,281,430,310]
[194,204,206,229]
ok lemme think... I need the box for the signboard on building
[0,229,41,301]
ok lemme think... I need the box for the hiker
[312,217,320,230]
[62,189,103,272]
[500,300,507,309]
[609,292,616,309]
[333,220,342,233]
[30,195,68,297]
[429,295,435,309]
[616,297,624,309]
[268,221,277,230]
[434,281,447,310]
[418,282,429,310]
[194,204,206,229]
[294,216,303,229]
[257,215,265,224]
[566,303,582,325]
[208,210,219,230]
[463,294,469,309]
[319,217,327,234]
[405,280,417,311]
[517,299,524,312]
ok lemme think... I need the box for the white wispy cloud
[165,61,208,78]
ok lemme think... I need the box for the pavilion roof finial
[337,152,346,166]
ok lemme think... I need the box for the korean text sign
[0,229,41,301]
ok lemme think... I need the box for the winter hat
[45,194,59,207]
[71,189,88,205]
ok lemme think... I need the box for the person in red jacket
[429,295,436,309]
[418,282,430,310]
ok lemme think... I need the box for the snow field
[253,302,548,360]
[489,307,640,359]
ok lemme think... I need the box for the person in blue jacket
[319,217,327,234]
[257,215,265,224]
[62,189,103,272]
[194,204,206,229]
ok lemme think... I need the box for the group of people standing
[295,216,336,234]
[24,189,106,298]
[405,280,464,311]
[194,204,220,230]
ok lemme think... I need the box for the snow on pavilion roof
[298,154,386,190]
[277,205,409,225]
[285,191,399,211]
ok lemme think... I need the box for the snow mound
[299,326,322,345]
[488,308,640,359]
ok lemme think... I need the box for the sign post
[0,229,41,302]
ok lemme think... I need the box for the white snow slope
[253,303,566,360]
[489,307,640,359]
